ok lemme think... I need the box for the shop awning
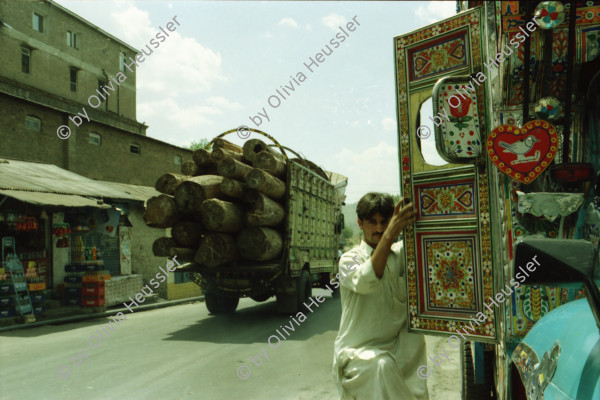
[0,189,112,208]
[0,158,160,205]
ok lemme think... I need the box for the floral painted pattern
[417,180,476,219]
[427,240,476,310]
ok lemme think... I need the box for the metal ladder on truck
[2,237,35,322]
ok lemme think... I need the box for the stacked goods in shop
[144,137,328,268]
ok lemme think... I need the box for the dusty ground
[425,335,462,399]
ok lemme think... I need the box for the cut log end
[200,199,243,232]
[243,138,283,164]
[152,237,177,257]
[174,175,224,214]
[171,221,204,247]
[236,227,283,261]
[193,148,214,167]
[181,161,200,176]
[155,173,187,195]
[254,151,286,179]
[195,233,238,267]
[144,195,182,228]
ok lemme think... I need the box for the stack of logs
[144,138,293,267]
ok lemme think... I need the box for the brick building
[0,0,200,301]
[0,0,193,186]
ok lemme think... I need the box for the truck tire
[296,269,311,312]
[205,291,239,314]
[250,293,272,302]
[462,342,496,399]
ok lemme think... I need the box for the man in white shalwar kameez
[332,193,428,400]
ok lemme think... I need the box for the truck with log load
[144,129,348,314]
[395,1,600,399]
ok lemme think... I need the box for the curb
[0,295,204,333]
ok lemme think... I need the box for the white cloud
[108,4,224,97]
[322,13,347,31]
[110,5,154,45]
[331,142,400,203]
[137,36,224,96]
[278,18,298,28]
[138,98,221,129]
[415,1,456,24]
[305,24,312,30]
[204,96,243,110]
[382,117,396,132]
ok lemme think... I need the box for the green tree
[189,138,210,151]
[342,227,353,240]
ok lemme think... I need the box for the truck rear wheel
[296,269,311,312]
[250,293,272,302]
[205,291,239,314]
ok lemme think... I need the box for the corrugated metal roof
[0,190,112,208]
[0,158,160,203]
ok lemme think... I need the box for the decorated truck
[393,1,600,399]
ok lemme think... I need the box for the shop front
[0,159,161,325]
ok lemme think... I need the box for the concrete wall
[127,205,168,298]
[0,93,193,187]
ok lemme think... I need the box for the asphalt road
[0,289,460,400]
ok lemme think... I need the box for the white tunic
[332,240,429,400]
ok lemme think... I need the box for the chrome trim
[511,341,561,400]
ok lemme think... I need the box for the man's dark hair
[356,192,394,221]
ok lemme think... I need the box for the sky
[55,0,456,203]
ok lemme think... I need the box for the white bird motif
[499,135,541,165]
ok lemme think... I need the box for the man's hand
[370,197,416,278]
[383,198,417,240]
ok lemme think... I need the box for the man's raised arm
[370,198,416,278]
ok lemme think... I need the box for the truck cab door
[394,6,499,342]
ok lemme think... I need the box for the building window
[67,31,79,49]
[69,67,77,92]
[174,155,182,165]
[174,271,192,284]
[21,47,30,74]
[25,116,41,132]
[120,52,126,72]
[130,144,140,155]
[32,13,44,33]
[89,132,101,145]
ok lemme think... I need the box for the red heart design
[486,120,558,184]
